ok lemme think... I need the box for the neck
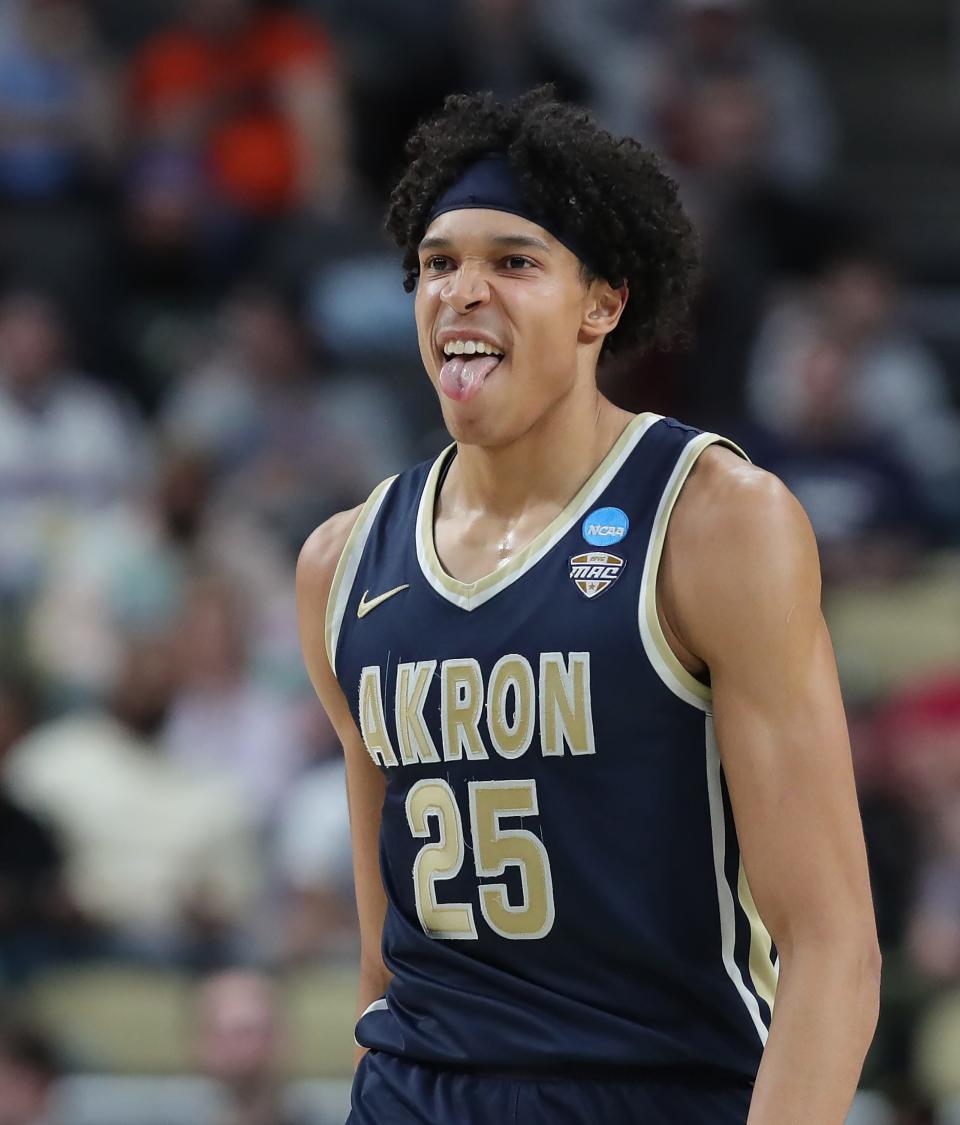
[442,382,634,522]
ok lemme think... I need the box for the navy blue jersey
[327,412,777,1081]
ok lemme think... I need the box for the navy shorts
[347,1050,754,1124]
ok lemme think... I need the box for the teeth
[442,339,505,357]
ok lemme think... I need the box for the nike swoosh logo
[357,584,410,618]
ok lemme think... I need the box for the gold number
[469,780,555,939]
[406,778,555,941]
[405,780,477,939]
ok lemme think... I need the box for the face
[0,1056,48,1125]
[414,209,622,446]
[113,634,180,737]
[0,295,62,395]
[195,972,280,1086]
[175,581,246,687]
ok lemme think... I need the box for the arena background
[0,0,958,1122]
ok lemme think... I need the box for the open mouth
[438,340,506,402]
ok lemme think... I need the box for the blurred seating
[0,0,117,203]
[21,963,358,1078]
[0,1021,62,1125]
[4,632,260,963]
[824,552,960,703]
[590,0,836,189]
[845,1090,897,1124]
[163,575,308,827]
[54,1074,352,1125]
[0,290,145,608]
[747,253,960,537]
[914,986,960,1107]
[272,749,356,963]
[0,672,80,989]
[127,0,349,218]
[160,283,412,556]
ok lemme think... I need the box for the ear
[579,279,629,346]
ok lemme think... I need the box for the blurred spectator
[745,338,934,586]
[26,444,296,703]
[878,677,960,981]
[451,0,586,106]
[4,632,260,965]
[304,0,459,199]
[655,67,841,429]
[194,969,304,1125]
[0,1023,61,1125]
[164,575,306,826]
[161,284,410,554]
[599,0,836,190]
[128,0,350,221]
[534,0,668,124]
[748,252,960,534]
[0,673,79,988]
[0,0,117,203]
[272,702,354,963]
[115,146,221,406]
[0,290,144,605]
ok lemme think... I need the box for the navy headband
[426,153,613,283]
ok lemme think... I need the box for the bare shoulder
[672,444,816,566]
[663,444,822,660]
[296,505,363,610]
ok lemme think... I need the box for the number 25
[405,778,555,941]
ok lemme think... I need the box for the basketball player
[297,88,880,1124]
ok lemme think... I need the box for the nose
[440,263,490,314]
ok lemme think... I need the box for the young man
[297,88,880,1124]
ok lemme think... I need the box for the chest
[432,502,569,585]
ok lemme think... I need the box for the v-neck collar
[415,412,660,611]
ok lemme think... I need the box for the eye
[424,255,453,271]
[503,255,534,270]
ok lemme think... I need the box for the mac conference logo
[569,551,626,599]
[582,506,629,547]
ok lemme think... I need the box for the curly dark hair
[385,86,700,358]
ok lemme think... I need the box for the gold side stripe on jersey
[738,859,779,1013]
[324,475,398,673]
[638,432,749,712]
[705,715,772,1045]
[415,412,661,611]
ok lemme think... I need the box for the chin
[439,400,513,448]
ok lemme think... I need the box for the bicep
[711,611,872,951]
[676,470,876,952]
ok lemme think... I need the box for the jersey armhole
[324,475,398,673]
[637,433,749,712]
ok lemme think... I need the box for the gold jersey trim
[416,412,661,611]
[637,431,749,713]
[738,858,780,1012]
[324,475,398,673]
[706,716,777,1043]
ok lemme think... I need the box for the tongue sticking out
[439,354,501,402]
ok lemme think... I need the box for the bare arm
[663,448,881,1124]
[296,510,392,1067]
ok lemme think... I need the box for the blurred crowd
[0,0,958,1122]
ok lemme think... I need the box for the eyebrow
[418,233,552,254]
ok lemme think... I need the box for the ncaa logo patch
[569,551,626,599]
[582,506,629,547]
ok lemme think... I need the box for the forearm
[353,953,393,1069]
[747,940,881,1124]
